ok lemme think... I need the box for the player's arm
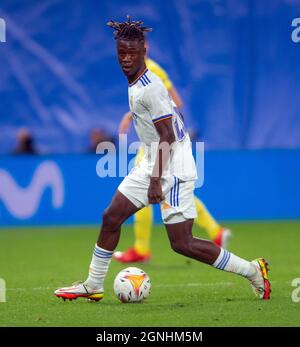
[148,118,175,204]
[119,111,132,134]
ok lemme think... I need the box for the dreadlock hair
[107,15,152,42]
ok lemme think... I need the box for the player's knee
[170,239,191,256]
[102,208,121,231]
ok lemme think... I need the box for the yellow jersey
[145,57,173,91]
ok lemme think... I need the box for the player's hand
[119,111,132,134]
[148,178,165,204]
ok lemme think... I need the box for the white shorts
[118,167,197,224]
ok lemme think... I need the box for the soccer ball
[113,267,151,303]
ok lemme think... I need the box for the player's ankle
[246,263,259,280]
[84,280,102,291]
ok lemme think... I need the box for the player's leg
[165,219,270,299]
[83,190,140,292]
[161,179,270,299]
[166,219,219,263]
[114,205,153,263]
[97,190,140,250]
[194,196,231,248]
[55,190,141,301]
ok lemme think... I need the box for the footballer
[55,17,271,302]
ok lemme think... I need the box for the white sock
[212,248,256,279]
[85,244,113,290]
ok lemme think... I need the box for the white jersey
[128,68,197,181]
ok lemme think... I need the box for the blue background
[0,0,300,153]
[0,0,300,225]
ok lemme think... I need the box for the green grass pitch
[0,221,300,327]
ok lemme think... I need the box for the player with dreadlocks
[54,17,271,301]
[114,41,231,264]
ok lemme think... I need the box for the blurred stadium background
[1,0,299,226]
[0,0,300,327]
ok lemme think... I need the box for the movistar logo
[0,161,64,219]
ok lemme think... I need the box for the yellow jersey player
[54,17,270,302]
[114,43,231,263]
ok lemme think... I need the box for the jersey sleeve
[142,84,174,124]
